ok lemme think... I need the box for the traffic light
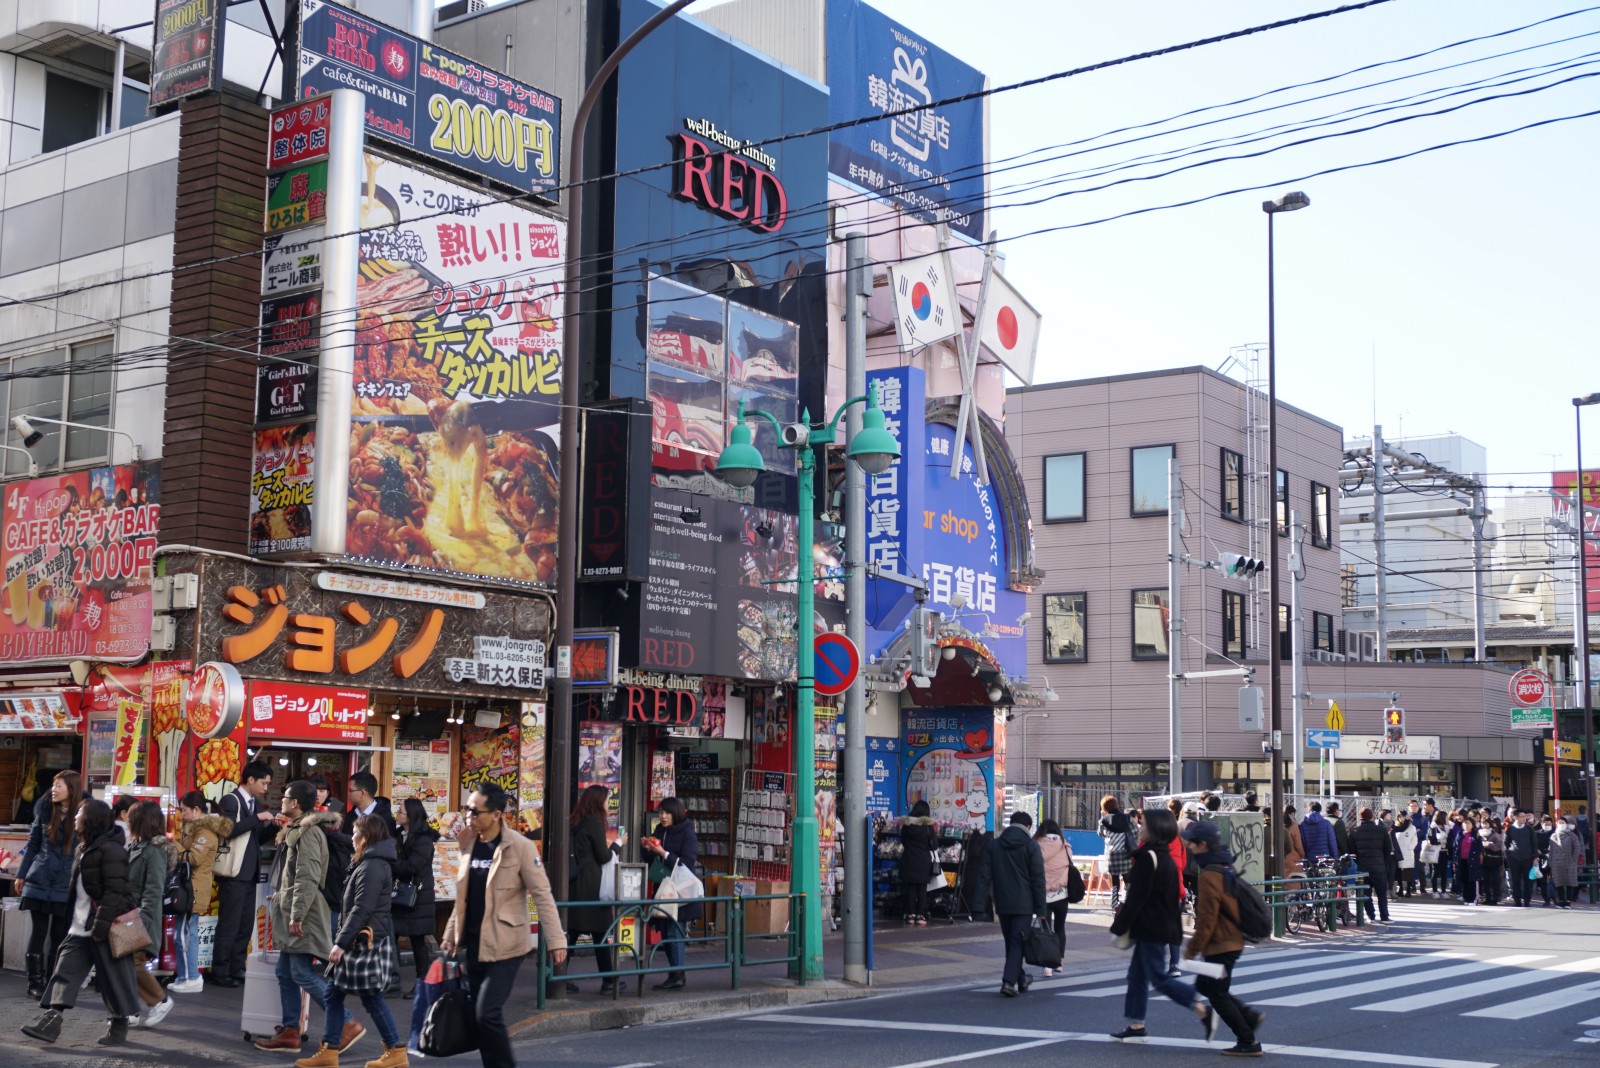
[1384,706,1406,742]
[1220,552,1266,578]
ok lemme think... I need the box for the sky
[863,0,1599,499]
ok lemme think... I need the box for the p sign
[1509,668,1551,707]
[813,633,861,697]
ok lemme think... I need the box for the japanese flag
[889,252,960,351]
[976,267,1041,386]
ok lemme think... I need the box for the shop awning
[0,692,81,732]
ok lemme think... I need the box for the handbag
[392,881,420,909]
[1420,844,1442,864]
[1022,917,1063,969]
[927,871,947,892]
[211,831,248,881]
[1066,863,1086,904]
[108,908,153,959]
[329,928,395,996]
[420,968,479,1058]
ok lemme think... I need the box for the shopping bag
[1530,863,1543,881]
[669,860,704,901]
[418,962,477,1058]
[599,855,619,901]
[927,871,947,892]
[1022,918,1062,969]
[410,957,462,1052]
[652,872,681,921]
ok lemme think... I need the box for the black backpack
[320,825,354,911]
[1222,869,1272,943]
[162,852,194,915]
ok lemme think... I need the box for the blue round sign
[813,633,860,697]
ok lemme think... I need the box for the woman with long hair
[898,800,939,925]
[567,784,626,993]
[21,799,142,1047]
[1098,796,1134,910]
[172,791,232,993]
[392,798,439,997]
[125,801,178,1026]
[1034,818,1073,975]
[642,796,699,990]
[13,770,81,998]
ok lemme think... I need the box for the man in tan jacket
[441,783,566,1068]
[1182,820,1266,1057]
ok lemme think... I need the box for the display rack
[871,815,976,923]
[736,769,791,878]
[674,765,735,879]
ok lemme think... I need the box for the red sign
[267,99,332,170]
[1555,470,1600,615]
[1510,668,1551,707]
[813,633,860,697]
[622,686,701,728]
[246,681,370,742]
[186,662,246,739]
[672,133,787,233]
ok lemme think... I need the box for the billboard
[0,463,161,665]
[250,424,316,556]
[149,0,226,109]
[1554,470,1600,615]
[297,0,562,200]
[349,153,565,583]
[827,0,987,241]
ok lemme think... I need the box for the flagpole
[948,228,997,485]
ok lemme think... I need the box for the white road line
[742,1013,1499,1068]
[1581,1014,1600,1025]
[879,1038,1068,1067]
[1228,953,1472,996]
[1365,956,1600,1012]
[1465,979,1600,1020]
[1032,947,1341,992]
[1251,955,1551,1008]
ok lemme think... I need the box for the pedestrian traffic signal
[1220,552,1266,578]
[1384,706,1406,742]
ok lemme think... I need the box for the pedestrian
[111,795,136,845]
[295,815,406,1068]
[1548,816,1583,907]
[1108,807,1214,1044]
[253,780,360,1055]
[1393,816,1417,898]
[1282,805,1305,886]
[1201,792,1222,814]
[172,791,232,994]
[342,772,397,840]
[1350,808,1394,923]
[1325,802,1351,860]
[20,799,142,1047]
[440,783,567,1068]
[1427,812,1451,897]
[971,810,1046,997]
[1378,810,1399,893]
[566,785,626,994]
[898,800,939,926]
[1034,819,1072,977]
[1100,796,1135,910]
[11,769,80,999]
[1480,819,1506,906]
[1243,792,1260,813]
[214,760,276,987]
[1533,813,1555,905]
[1455,816,1483,905]
[641,796,700,990]
[312,776,346,816]
[1181,820,1265,1057]
[391,798,439,997]
[1164,811,1190,977]
[1298,802,1338,863]
[1504,809,1537,908]
[125,800,177,1028]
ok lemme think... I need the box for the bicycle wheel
[1286,904,1303,935]
[1312,901,1328,932]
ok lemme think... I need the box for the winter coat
[1549,825,1583,886]
[898,816,939,886]
[127,834,177,951]
[17,794,73,905]
[1298,811,1338,860]
[269,810,342,959]
[1331,814,1352,858]
[971,824,1046,916]
[1110,841,1183,946]
[1350,820,1394,876]
[335,836,397,950]
[1503,821,1537,865]
[1038,835,1072,895]
[391,825,439,938]
[650,819,702,925]
[1455,830,1484,885]
[1480,828,1506,868]
[178,813,234,915]
[1534,825,1554,866]
[68,827,136,941]
[1284,820,1306,876]
[1394,825,1418,871]
[1186,849,1244,958]
[568,815,618,935]
[1099,812,1135,878]
[442,828,567,963]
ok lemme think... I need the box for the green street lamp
[714,386,900,980]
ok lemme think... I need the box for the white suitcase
[241,952,310,1044]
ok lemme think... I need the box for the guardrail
[533,893,805,1010]
[1258,871,1371,937]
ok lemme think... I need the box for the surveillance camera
[11,416,43,449]
[779,422,810,447]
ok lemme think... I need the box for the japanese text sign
[444,635,547,689]
[247,680,370,742]
[0,463,161,666]
[268,98,332,169]
[112,698,145,787]
[265,161,329,234]
[150,0,226,109]
[249,424,315,556]
[262,228,324,297]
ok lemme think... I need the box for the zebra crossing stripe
[1036,947,1339,993]
[1228,952,1472,996]
[1464,978,1600,1020]
[1057,950,1402,998]
[1251,954,1551,1007]
[1364,956,1600,1012]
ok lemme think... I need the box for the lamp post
[1262,189,1309,879]
[1574,393,1600,833]
[715,390,900,981]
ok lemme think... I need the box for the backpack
[1222,869,1272,943]
[162,852,194,915]
[320,825,354,912]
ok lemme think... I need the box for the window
[1278,604,1291,661]
[1043,453,1085,522]
[1220,448,1243,521]
[1131,588,1170,659]
[2,339,114,476]
[43,73,103,154]
[1275,469,1288,534]
[1222,590,1246,657]
[1314,611,1334,652]
[1131,445,1175,516]
[1312,482,1331,548]
[1043,592,1087,662]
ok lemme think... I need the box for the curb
[509,981,872,1039]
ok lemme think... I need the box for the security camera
[11,416,43,449]
[779,422,810,447]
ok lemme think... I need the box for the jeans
[1123,940,1196,1024]
[465,955,522,1068]
[652,918,687,971]
[1361,869,1390,921]
[1194,950,1255,1045]
[174,913,201,981]
[276,951,327,1029]
[324,984,400,1048]
[214,878,255,979]
[998,914,1030,985]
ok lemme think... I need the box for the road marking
[1059,951,1436,998]
[1229,952,1472,996]
[1466,979,1600,1020]
[1030,947,1342,992]
[1366,956,1600,1012]
[880,1038,1068,1067]
[1251,954,1551,1007]
[743,1013,1499,1068]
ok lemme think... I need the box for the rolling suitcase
[241,952,310,1044]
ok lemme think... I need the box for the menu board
[0,693,77,731]
[434,838,460,903]
[391,737,452,826]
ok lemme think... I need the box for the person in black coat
[342,771,398,839]
[313,816,406,1064]
[642,797,699,991]
[898,800,939,925]
[213,761,277,986]
[969,810,1046,997]
[392,798,439,995]
[22,800,142,1048]
[10,770,80,998]
[568,785,626,994]
[1350,807,1395,923]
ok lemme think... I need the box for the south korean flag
[889,252,960,351]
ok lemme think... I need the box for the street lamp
[1574,393,1600,833]
[1263,189,1309,880]
[715,388,900,981]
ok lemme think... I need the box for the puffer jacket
[127,834,178,950]
[1110,841,1183,946]
[17,793,74,905]
[68,827,135,941]
[269,810,342,958]
[898,816,940,886]
[1298,811,1338,860]
[1037,834,1071,895]
[178,812,235,915]
[335,836,397,950]
[1350,819,1394,875]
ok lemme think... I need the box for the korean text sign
[297,0,562,200]
[247,680,370,743]
[826,0,986,240]
[0,463,161,665]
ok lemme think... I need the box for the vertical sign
[579,400,651,581]
[149,0,227,109]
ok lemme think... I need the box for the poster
[88,717,116,778]
[460,722,519,817]
[0,462,160,665]
[249,424,315,556]
[348,152,566,584]
[902,708,995,831]
[863,737,900,819]
[578,721,623,829]
[517,702,545,836]
[149,0,225,109]
[392,738,452,826]
[149,661,189,792]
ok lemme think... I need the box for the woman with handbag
[20,799,143,1047]
[392,799,438,998]
[9,770,80,999]
[1480,819,1506,906]
[125,801,178,1026]
[1099,796,1135,911]
[297,815,406,1068]
[642,796,699,991]
[1034,819,1073,976]
[898,800,939,926]
[172,792,232,993]
[568,785,626,994]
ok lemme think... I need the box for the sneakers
[143,997,175,1028]
[170,978,205,994]
[255,1025,305,1052]
[1110,1025,1148,1042]
[1199,1004,1220,1043]
[337,1021,367,1054]
[1042,968,1055,978]
[1222,1041,1265,1057]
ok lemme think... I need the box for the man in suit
[341,771,397,839]
[211,761,277,987]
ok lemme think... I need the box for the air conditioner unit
[1354,632,1378,662]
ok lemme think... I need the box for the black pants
[1361,869,1390,920]
[398,933,434,984]
[214,877,256,978]
[1510,866,1534,906]
[905,880,928,918]
[1195,950,1255,1045]
[1481,864,1503,904]
[998,913,1029,985]
[41,934,141,1018]
[1045,900,1069,961]
[465,954,523,1068]
[23,901,68,972]
[1457,864,1477,903]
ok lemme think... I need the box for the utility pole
[1289,510,1306,797]
[842,233,869,984]
[1168,458,1184,794]
[1373,424,1388,661]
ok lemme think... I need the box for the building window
[1312,482,1331,548]
[1043,453,1085,522]
[1278,604,1291,661]
[1222,590,1246,657]
[1131,445,1175,516]
[1275,469,1288,534]
[40,68,154,156]
[1221,448,1243,521]
[2,339,114,476]
[1314,611,1334,652]
[1132,588,1170,660]
[1043,592,1087,662]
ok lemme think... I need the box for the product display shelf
[735,769,791,877]
[871,815,975,922]
[674,768,735,877]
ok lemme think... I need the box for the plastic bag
[411,957,464,1052]
[669,860,704,901]
[599,855,619,901]
[652,871,681,921]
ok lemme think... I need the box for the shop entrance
[255,746,353,812]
